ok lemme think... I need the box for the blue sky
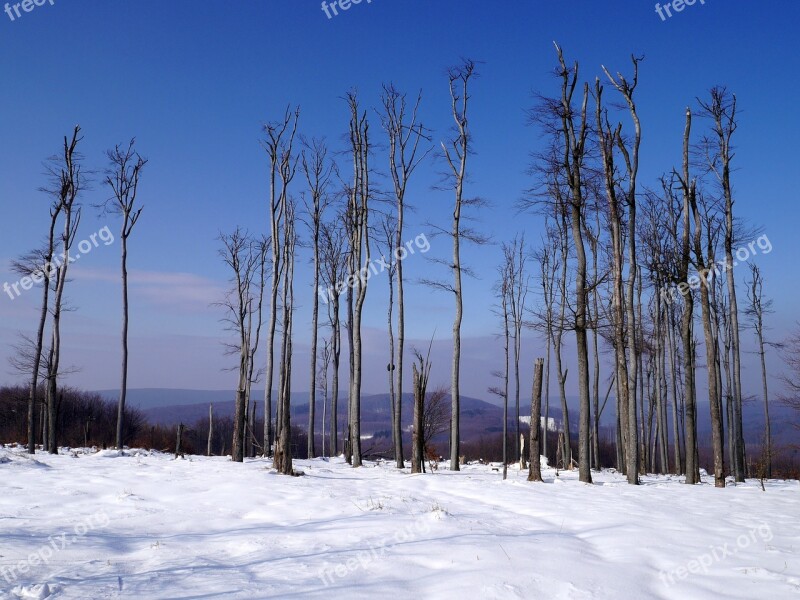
[1,0,798,400]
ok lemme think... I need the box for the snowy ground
[1,446,798,599]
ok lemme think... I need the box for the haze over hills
[98,388,797,448]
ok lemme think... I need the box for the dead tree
[528,358,545,482]
[380,84,431,469]
[102,140,147,450]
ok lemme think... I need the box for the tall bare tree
[301,137,333,459]
[380,215,399,457]
[44,126,84,454]
[505,235,529,463]
[320,218,347,456]
[261,107,299,456]
[746,264,773,478]
[217,229,264,463]
[437,59,480,471]
[675,110,701,484]
[19,183,63,453]
[699,88,746,481]
[380,84,431,469]
[318,337,332,457]
[553,45,592,483]
[274,200,298,475]
[102,140,147,450]
[688,192,725,487]
[596,55,644,484]
[490,261,511,480]
[345,92,372,468]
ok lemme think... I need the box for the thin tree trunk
[207,404,214,456]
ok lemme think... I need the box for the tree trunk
[116,233,129,449]
[528,358,545,482]
[207,404,214,456]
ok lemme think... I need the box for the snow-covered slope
[1,446,798,599]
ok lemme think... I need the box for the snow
[1,445,798,599]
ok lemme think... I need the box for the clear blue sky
[1,1,798,400]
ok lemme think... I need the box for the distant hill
[99,388,797,448]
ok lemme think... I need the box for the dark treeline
[0,386,145,450]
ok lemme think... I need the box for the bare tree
[380,84,431,469]
[596,55,644,484]
[318,337,333,457]
[411,345,432,474]
[430,59,483,471]
[688,191,725,487]
[379,215,399,458]
[422,386,449,463]
[207,404,214,456]
[344,92,372,468]
[554,45,592,483]
[216,229,264,463]
[746,264,773,477]
[274,199,298,475]
[261,107,300,457]
[320,218,347,456]
[15,216,60,454]
[489,261,511,480]
[44,126,84,454]
[779,329,800,435]
[102,139,147,450]
[301,137,333,459]
[533,225,559,463]
[675,111,701,484]
[699,88,746,481]
[505,235,529,463]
